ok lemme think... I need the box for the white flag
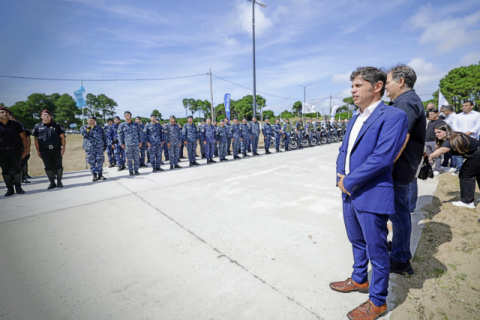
[438,90,449,107]
[302,103,314,113]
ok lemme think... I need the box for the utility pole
[298,84,312,121]
[209,69,214,120]
[249,0,266,119]
[329,94,332,124]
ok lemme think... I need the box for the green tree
[262,110,274,119]
[55,94,79,129]
[292,101,302,116]
[96,94,117,123]
[151,109,162,120]
[182,98,196,117]
[280,110,294,119]
[436,62,480,112]
[9,93,58,128]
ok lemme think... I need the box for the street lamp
[298,84,312,120]
[248,0,266,119]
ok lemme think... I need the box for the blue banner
[224,93,231,121]
[69,123,77,128]
[74,84,86,108]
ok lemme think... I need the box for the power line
[0,73,209,82]
[212,74,298,101]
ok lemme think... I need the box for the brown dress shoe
[347,299,387,320]
[329,278,369,293]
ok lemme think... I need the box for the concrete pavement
[0,144,438,320]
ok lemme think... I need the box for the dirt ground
[391,173,480,320]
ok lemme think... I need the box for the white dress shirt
[444,112,456,126]
[451,110,480,138]
[345,100,381,175]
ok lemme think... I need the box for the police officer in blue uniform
[182,115,200,167]
[105,118,116,167]
[81,116,108,181]
[230,117,242,159]
[262,117,273,154]
[212,120,219,158]
[283,118,292,151]
[0,106,28,196]
[216,119,229,161]
[273,118,283,152]
[135,116,148,167]
[198,119,206,159]
[144,114,164,172]
[202,117,216,164]
[109,116,126,171]
[250,116,260,156]
[118,111,142,176]
[224,118,232,155]
[164,115,182,169]
[240,117,251,158]
[33,109,66,189]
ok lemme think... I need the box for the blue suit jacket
[336,101,408,214]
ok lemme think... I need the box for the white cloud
[407,57,447,95]
[460,52,480,66]
[331,71,351,83]
[409,5,480,52]
[236,0,273,38]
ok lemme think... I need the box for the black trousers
[40,147,63,171]
[0,150,22,175]
[458,150,480,203]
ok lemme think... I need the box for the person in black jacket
[0,106,28,196]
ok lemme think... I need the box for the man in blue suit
[331,67,408,320]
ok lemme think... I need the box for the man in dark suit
[332,67,408,320]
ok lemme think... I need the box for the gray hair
[350,67,387,96]
[388,64,417,89]
[444,105,454,111]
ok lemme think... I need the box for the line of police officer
[1,105,347,196]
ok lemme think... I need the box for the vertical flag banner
[330,105,339,124]
[438,90,449,107]
[74,84,86,108]
[224,93,231,121]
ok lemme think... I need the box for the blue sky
[1,0,479,117]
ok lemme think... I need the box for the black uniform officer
[10,114,32,183]
[0,106,28,196]
[33,109,66,190]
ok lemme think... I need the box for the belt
[0,146,21,150]
[40,144,60,149]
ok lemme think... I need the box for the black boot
[156,166,164,171]
[153,167,158,172]
[192,161,200,166]
[2,174,15,196]
[174,164,181,168]
[98,172,107,180]
[170,165,174,170]
[21,166,30,183]
[92,173,99,181]
[210,159,216,163]
[189,161,193,167]
[207,159,210,164]
[46,170,56,190]
[13,173,25,194]
[109,164,115,168]
[56,168,64,188]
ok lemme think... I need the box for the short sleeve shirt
[0,120,25,148]
[32,121,65,146]
[441,135,479,157]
